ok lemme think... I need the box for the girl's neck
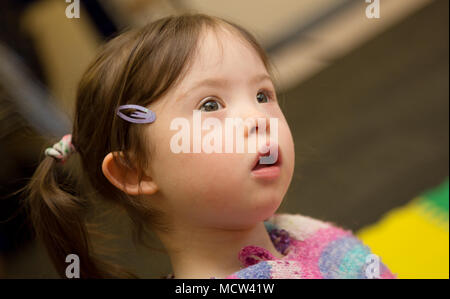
[156,220,284,279]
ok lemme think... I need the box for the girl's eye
[199,99,223,112]
[256,91,271,103]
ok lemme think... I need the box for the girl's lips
[251,144,282,180]
[251,164,281,180]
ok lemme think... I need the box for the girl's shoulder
[226,213,396,279]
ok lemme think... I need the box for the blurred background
[0,0,448,278]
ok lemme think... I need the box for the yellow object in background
[357,179,449,279]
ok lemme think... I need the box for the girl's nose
[244,114,271,138]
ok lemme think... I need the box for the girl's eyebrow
[178,73,272,100]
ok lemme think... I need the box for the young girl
[25,13,395,279]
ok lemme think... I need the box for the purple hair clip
[116,104,156,124]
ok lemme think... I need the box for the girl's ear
[101,152,158,196]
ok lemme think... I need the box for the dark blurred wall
[280,0,449,230]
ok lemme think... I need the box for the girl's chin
[242,202,282,224]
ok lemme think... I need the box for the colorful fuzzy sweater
[223,213,396,279]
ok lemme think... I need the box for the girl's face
[146,27,295,229]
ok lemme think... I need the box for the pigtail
[24,151,136,278]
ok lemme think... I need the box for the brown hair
[24,13,273,278]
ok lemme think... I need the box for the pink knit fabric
[223,213,396,279]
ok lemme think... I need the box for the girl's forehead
[183,28,268,84]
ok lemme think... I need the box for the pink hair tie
[44,134,76,163]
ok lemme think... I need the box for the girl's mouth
[251,144,282,180]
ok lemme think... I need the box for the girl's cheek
[283,124,296,173]
[266,101,284,115]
